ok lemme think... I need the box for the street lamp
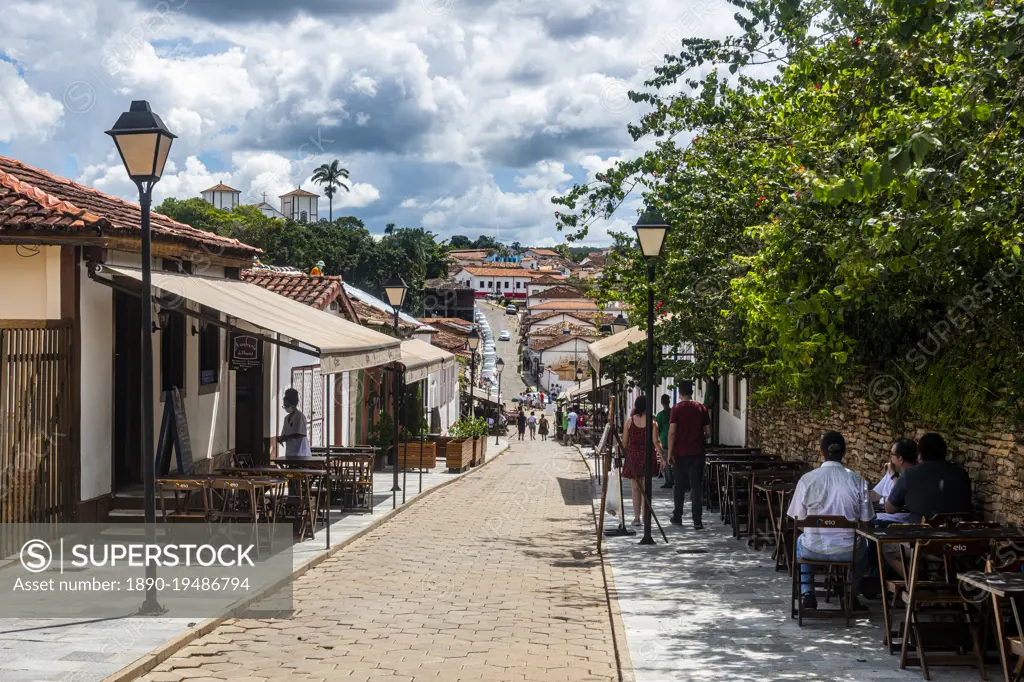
[633,208,669,546]
[495,357,505,444]
[467,328,480,418]
[106,100,176,616]
[612,313,628,335]
[383,276,407,498]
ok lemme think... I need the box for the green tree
[311,160,350,222]
[555,0,1024,430]
[449,235,473,248]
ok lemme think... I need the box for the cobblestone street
[142,440,620,682]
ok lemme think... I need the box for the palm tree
[311,160,350,222]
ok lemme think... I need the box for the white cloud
[333,182,380,208]
[0,61,63,142]
[0,0,742,243]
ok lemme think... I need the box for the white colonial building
[200,182,241,210]
[280,188,320,223]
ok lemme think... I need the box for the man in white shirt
[871,438,918,524]
[566,407,578,445]
[787,431,874,610]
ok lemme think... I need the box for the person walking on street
[667,381,711,529]
[517,409,527,441]
[528,411,537,440]
[538,414,550,441]
[620,396,665,527]
[566,406,578,445]
[656,394,675,489]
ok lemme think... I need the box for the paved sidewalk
[138,438,619,682]
[585,448,981,682]
[0,446,508,682]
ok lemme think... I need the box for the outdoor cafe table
[705,455,779,513]
[220,467,325,542]
[155,473,285,525]
[725,462,804,538]
[958,572,1024,682]
[858,525,1024,657]
[753,481,797,570]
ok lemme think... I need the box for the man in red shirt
[667,381,712,529]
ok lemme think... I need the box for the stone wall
[747,382,1024,523]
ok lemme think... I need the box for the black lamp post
[383,276,408,500]
[495,357,505,444]
[467,328,480,417]
[633,208,669,545]
[106,100,176,616]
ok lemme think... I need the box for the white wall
[0,245,61,319]
[694,375,747,446]
[78,252,234,499]
[79,265,113,501]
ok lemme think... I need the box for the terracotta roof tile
[280,188,319,197]
[530,300,599,311]
[529,332,602,351]
[528,285,587,300]
[425,277,472,290]
[0,155,259,258]
[527,311,615,326]
[530,275,566,285]
[526,248,561,257]
[458,266,537,277]
[202,183,240,193]
[241,271,344,311]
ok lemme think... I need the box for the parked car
[505,304,517,315]
[499,330,511,341]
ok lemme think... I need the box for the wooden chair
[899,538,993,680]
[791,515,862,627]
[157,477,211,524]
[880,524,932,653]
[925,512,979,527]
[747,470,801,550]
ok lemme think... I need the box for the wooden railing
[0,320,76,525]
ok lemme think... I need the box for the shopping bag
[605,469,620,517]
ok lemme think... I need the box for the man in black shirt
[885,432,972,521]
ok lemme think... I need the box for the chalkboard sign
[229,333,261,371]
[156,387,195,475]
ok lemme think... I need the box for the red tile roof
[529,332,602,351]
[530,275,566,285]
[527,311,615,326]
[202,183,240,193]
[241,270,345,312]
[0,155,259,259]
[527,248,561,257]
[281,188,319,197]
[530,300,599,311]
[528,285,587,300]
[458,266,537,277]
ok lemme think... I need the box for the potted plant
[398,415,436,470]
[465,417,488,466]
[445,419,476,472]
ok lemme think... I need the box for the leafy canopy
[554,0,1024,431]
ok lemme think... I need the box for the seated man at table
[279,388,312,458]
[872,438,918,524]
[787,431,874,610]
[885,432,972,521]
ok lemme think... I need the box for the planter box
[446,438,474,472]
[475,437,488,466]
[398,442,436,470]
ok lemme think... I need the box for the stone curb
[575,445,636,682]
[101,442,512,682]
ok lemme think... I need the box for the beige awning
[399,339,455,383]
[469,386,502,406]
[587,326,646,375]
[559,377,612,402]
[103,265,401,374]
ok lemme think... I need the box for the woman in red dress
[620,396,665,526]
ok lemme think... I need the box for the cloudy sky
[0,0,737,245]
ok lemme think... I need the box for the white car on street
[499,330,510,341]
